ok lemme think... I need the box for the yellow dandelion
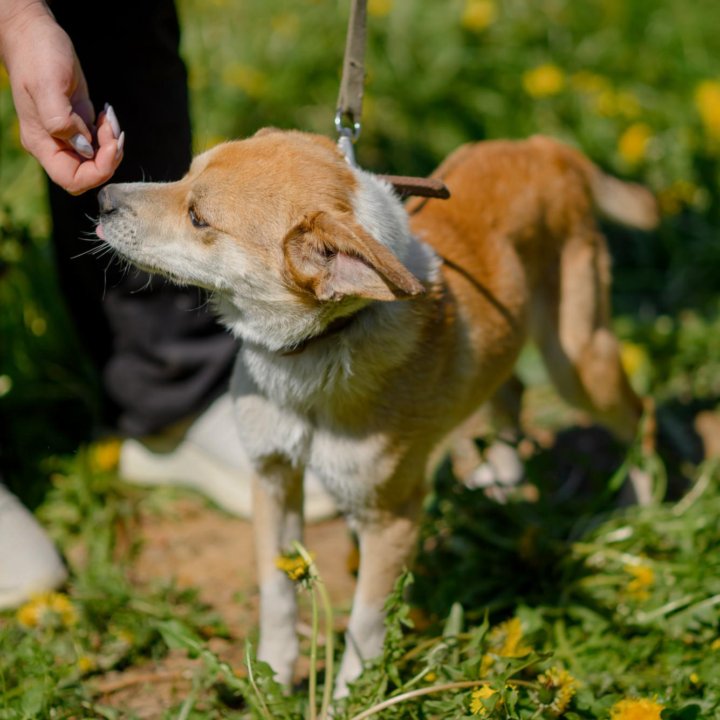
[537,666,577,715]
[17,592,78,629]
[368,0,393,17]
[491,617,531,657]
[620,342,649,380]
[523,64,565,98]
[16,602,42,628]
[424,671,437,682]
[90,437,121,473]
[694,80,720,141]
[624,563,654,601]
[689,672,700,685]
[711,637,720,651]
[480,653,494,676]
[618,123,652,166]
[48,592,77,624]
[481,616,531,676]
[461,0,496,32]
[470,684,497,716]
[77,655,96,673]
[275,552,313,582]
[610,697,664,720]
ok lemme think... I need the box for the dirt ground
[93,496,355,717]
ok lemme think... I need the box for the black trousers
[50,0,238,436]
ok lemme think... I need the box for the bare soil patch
[94,496,355,717]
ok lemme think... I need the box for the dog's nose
[98,185,122,215]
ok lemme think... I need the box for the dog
[96,129,658,695]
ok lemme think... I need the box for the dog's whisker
[129,274,154,294]
[70,243,107,260]
[187,291,214,312]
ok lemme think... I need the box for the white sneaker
[119,393,338,522]
[0,483,68,610]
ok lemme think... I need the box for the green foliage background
[2,0,720,455]
[1,0,720,717]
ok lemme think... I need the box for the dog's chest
[231,397,397,515]
[231,348,406,508]
[241,342,352,410]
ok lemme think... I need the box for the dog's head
[97,129,428,349]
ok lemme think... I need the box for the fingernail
[70,133,94,159]
[115,130,125,160]
[105,103,121,140]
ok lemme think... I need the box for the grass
[1,441,719,718]
[1,0,720,717]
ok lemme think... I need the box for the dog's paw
[257,632,298,688]
[467,440,524,490]
[334,652,362,700]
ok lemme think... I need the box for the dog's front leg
[334,491,423,698]
[253,464,303,687]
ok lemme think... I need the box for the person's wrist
[0,0,54,62]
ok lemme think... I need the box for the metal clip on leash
[335,111,361,168]
[335,0,366,169]
[335,0,450,200]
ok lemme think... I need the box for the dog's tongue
[95,224,105,240]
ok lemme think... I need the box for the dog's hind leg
[253,462,304,686]
[334,485,425,698]
[531,231,653,501]
[532,232,643,439]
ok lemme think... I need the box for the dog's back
[409,135,658,444]
[409,136,657,291]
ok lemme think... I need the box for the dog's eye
[189,206,209,229]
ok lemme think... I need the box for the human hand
[0,1,124,194]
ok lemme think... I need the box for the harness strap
[377,174,451,200]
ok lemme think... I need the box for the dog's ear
[283,211,425,302]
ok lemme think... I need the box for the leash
[335,0,450,201]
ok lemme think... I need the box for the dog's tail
[587,166,660,231]
[533,136,660,231]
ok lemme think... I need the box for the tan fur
[408,136,653,441]
[97,130,658,694]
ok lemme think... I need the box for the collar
[279,311,360,357]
